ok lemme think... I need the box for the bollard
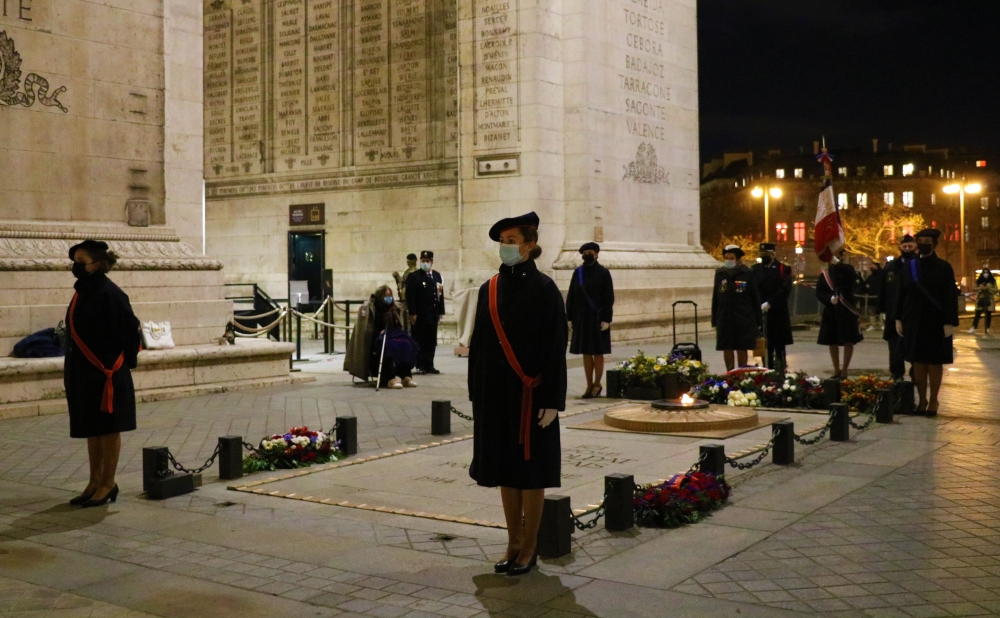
[538,495,572,558]
[699,444,726,477]
[772,421,795,465]
[604,473,635,532]
[606,369,622,398]
[336,416,358,455]
[893,381,916,415]
[661,372,681,400]
[142,446,194,500]
[830,403,850,442]
[822,378,841,407]
[431,400,452,435]
[218,436,244,481]
[875,388,894,424]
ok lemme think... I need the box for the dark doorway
[288,232,325,304]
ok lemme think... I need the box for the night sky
[697,0,1000,161]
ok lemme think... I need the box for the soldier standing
[711,245,762,372]
[751,242,793,372]
[877,235,916,380]
[407,250,445,374]
[393,253,418,331]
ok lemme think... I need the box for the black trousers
[973,309,992,330]
[413,317,439,370]
[887,333,906,379]
[767,344,787,372]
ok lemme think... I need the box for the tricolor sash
[69,293,124,413]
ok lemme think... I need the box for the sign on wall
[289,203,325,226]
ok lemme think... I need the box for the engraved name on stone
[473,0,518,150]
[0,0,32,21]
[233,0,263,175]
[443,4,458,158]
[618,0,671,142]
[389,0,428,163]
[275,0,307,169]
[307,0,341,167]
[205,5,233,175]
[354,0,390,163]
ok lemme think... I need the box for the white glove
[880,313,886,320]
[600,322,610,331]
[896,320,904,337]
[761,302,770,312]
[538,409,558,428]
[830,296,839,305]
[944,325,955,337]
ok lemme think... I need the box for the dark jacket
[817,262,863,346]
[896,252,959,364]
[566,261,614,355]
[751,261,794,347]
[406,269,445,322]
[468,259,567,489]
[64,273,142,438]
[711,263,762,351]
[877,257,908,341]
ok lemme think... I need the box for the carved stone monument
[0,0,296,419]
[203,0,715,339]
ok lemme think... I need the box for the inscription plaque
[473,0,518,150]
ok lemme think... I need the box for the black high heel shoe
[494,548,520,573]
[81,484,118,508]
[69,490,96,506]
[506,553,537,577]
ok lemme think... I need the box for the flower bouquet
[243,426,343,473]
[691,370,825,409]
[616,351,709,399]
[840,374,894,414]
[634,471,730,528]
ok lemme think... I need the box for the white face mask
[499,244,524,266]
[724,259,737,269]
[419,262,432,272]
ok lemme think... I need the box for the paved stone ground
[1,330,998,617]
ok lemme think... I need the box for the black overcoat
[406,269,445,320]
[816,263,863,346]
[468,260,567,489]
[64,273,141,438]
[711,264,762,351]
[751,261,794,346]
[895,253,959,364]
[567,261,614,355]
[876,257,908,341]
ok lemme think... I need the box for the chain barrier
[688,451,707,473]
[847,393,882,431]
[570,497,607,531]
[291,309,357,332]
[451,406,474,421]
[165,444,221,475]
[234,307,283,320]
[242,441,260,456]
[232,310,288,333]
[794,409,834,445]
[725,429,777,471]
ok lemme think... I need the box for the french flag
[814,180,844,262]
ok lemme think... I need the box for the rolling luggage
[670,300,702,361]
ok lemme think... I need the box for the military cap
[420,250,434,260]
[900,234,915,243]
[915,228,941,243]
[488,212,539,242]
[579,242,600,254]
[406,253,417,261]
[723,244,745,259]
[759,242,776,252]
[68,239,109,260]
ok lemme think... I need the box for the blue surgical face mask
[499,244,523,267]
[724,259,736,269]
[419,262,431,271]
[383,296,393,305]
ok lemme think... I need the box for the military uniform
[877,255,909,379]
[751,257,793,370]
[406,251,445,373]
[711,262,762,352]
[394,254,418,333]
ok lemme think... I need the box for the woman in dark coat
[368,285,417,389]
[895,229,959,413]
[65,240,141,507]
[751,242,794,371]
[711,245,762,371]
[817,249,863,378]
[468,212,567,577]
[566,242,614,398]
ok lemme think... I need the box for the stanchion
[893,381,916,415]
[218,436,243,481]
[875,388,894,424]
[606,369,622,398]
[700,444,726,476]
[142,446,193,500]
[822,378,841,407]
[323,298,331,353]
[296,313,302,361]
[772,421,794,465]
[604,473,635,532]
[431,400,451,435]
[538,495,572,558]
[830,403,850,442]
[336,416,358,455]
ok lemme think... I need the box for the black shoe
[507,553,537,577]
[69,491,95,506]
[82,484,118,508]
[494,559,515,574]
[427,368,440,374]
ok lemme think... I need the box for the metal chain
[794,423,830,445]
[848,393,881,431]
[242,441,259,455]
[451,406,474,421]
[725,430,777,471]
[688,451,708,473]
[570,497,607,531]
[165,444,221,475]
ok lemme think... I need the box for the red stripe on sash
[488,275,541,461]
[69,293,124,413]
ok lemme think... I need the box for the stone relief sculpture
[623,142,669,185]
[0,31,68,113]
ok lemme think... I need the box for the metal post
[893,381,916,415]
[699,444,726,476]
[604,473,635,532]
[345,301,352,351]
[336,416,358,455]
[142,446,170,493]
[606,369,622,398]
[324,297,331,353]
[822,378,841,407]
[772,421,794,465]
[431,400,451,435]
[296,313,302,361]
[218,436,243,481]
[875,388,894,424]
[537,495,572,558]
[830,403,850,442]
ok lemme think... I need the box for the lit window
[977,160,988,168]
[775,169,785,179]
[794,168,803,179]
[982,197,990,210]
[838,167,848,177]
[884,165,894,176]
[931,193,936,205]
[902,163,914,177]
[794,222,806,243]
[884,192,895,206]
[857,193,868,208]
[838,193,848,209]
[857,166,866,176]
[940,169,945,178]
[902,191,914,207]
[775,222,788,242]
[982,216,990,231]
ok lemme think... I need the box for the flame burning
[680,394,695,405]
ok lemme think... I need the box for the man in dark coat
[751,242,793,372]
[566,242,614,398]
[817,248,863,378]
[712,245,762,371]
[895,228,959,414]
[406,250,445,374]
[877,235,916,380]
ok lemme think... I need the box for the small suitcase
[671,300,702,362]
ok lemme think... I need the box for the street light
[943,180,983,290]
[751,186,783,242]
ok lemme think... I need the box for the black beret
[722,244,745,259]
[68,239,109,260]
[759,242,776,252]
[406,253,417,260]
[900,234,915,243]
[916,228,941,241]
[420,250,434,260]
[579,242,600,254]
[488,211,539,242]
